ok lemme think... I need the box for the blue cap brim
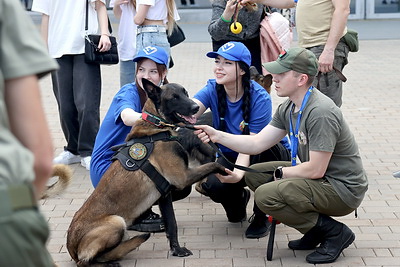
[206,51,240,63]
[132,56,166,66]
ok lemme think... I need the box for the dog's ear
[264,74,273,92]
[141,78,162,104]
[249,66,259,79]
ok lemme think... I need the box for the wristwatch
[274,166,284,180]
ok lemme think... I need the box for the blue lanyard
[289,86,313,166]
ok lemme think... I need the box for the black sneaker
[245,213,272,239]
[128,210,165,233]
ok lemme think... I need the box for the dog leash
[142,111,274,174]
[183,125,274,174]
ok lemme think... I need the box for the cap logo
[143,46,158,55]
[279,50,287,59]
[221,42,235,52]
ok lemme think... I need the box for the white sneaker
[81,156,91,171]
[53,151,80,165]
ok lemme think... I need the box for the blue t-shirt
[90,83,142,187]
[194,79,272,157]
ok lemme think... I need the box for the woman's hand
[222,0,243,22]
[216,168,243,184]
[98,34,111,52]
[114,0,129,7]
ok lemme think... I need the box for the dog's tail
[41,164,72,199]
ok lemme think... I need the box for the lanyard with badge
[289,86,313,166]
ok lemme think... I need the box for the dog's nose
[191,103,199,114]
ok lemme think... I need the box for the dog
[250,66,273,95]
[66,79,226,266]
[41,164,72,199]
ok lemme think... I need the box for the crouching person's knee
[244,161,288,191]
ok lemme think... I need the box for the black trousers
[202,142,290,221]
[52,54,101,157]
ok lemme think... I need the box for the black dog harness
[111,131,177,196]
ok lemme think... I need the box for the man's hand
[318,49,335,73]
[194,125,221,144]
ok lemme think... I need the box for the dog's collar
[142,111,176,128]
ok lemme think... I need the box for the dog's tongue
[181,115,197,124]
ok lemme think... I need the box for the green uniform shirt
[271,89,368,209]
[0,0,58,186]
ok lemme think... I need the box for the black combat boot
[288,225,323,250]
[305,214,355,264]
[245,203,271,239]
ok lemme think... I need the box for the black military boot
[288,225,323,250]
[245,203,271,239]
[305,214,355,264]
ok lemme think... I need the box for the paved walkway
[35,19,400,267]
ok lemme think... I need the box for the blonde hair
[166,0,177,35]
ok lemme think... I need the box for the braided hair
[216,61,251,135]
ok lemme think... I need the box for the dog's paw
[214,162,228,175]
[171,246,193,257]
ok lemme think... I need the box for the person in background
[134,0,180,67]
[0,0,58,265]
[242,0,351,107]
[195,47,368,264]
[32,0,111,170]
[193,42,290,239]
[208,0,264,74]
[110,0,138,87]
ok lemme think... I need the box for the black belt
[0,183,37,216]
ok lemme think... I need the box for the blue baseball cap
[206,42,252,67]
[133,46,169,66]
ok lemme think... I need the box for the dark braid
[216,61,251,135]
[238,61,251,135]
[216,83,227,132]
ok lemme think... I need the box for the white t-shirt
[136,0,180,25]
[110,0,137,61]
[32,0,105,58]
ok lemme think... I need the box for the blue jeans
[52,54,101,157]
[120,60,136,87]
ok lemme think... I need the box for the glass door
[350,0,365,19]
[367,0,400,18]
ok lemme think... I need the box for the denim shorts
[136,30,171,67]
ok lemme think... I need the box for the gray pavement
[30,10,400,267]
